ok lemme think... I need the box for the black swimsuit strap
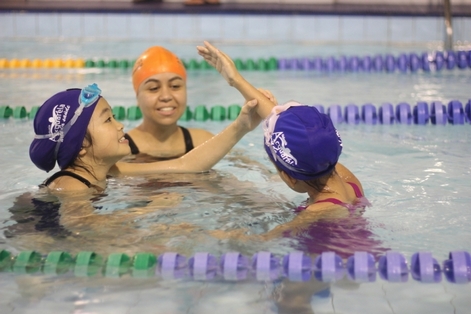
[125,127,194,155]
[42,171,92,188]
[124,133,140,155]
[180,126,194,153]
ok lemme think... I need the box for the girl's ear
[280,171,297,188]
[77,147,87,157]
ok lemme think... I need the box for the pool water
[0,40,470,313]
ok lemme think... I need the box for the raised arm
[111,99,261,175]
[197,41,275,119]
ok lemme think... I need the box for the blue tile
[83,13,107,39]
[60,13,82,38]
[293,16,318,41]
[174,15,197,41]
[415,17,441,42]
[15,12,37,38]
[106,14,128,39]
[151,14,175,40]
[200,15,222,41]
[269,15,292,41]
[389,17,414,43]
[244,15,270,41]
[364,17,388,43]
[37,13,60,38]
[0,13,15,38]
[221,16,245,41]
[128,14,152,39]
[317,16,340,42]
[341,16,365,42]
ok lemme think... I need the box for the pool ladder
[444,0,453,50]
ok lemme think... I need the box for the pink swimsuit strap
[313,182,364,208]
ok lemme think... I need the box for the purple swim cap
[263,102,343,180]
[29,84,102,172]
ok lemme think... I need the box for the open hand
[197,41,240,86]
[234,99,262,133]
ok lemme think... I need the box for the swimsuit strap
[180,126,194,153]
[314,198,345,206]
[125,127,193,155]
[41,170,92,188]
[124,133,140,155]
[347,182,363,198]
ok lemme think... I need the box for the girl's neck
[65,165,108,191]
[138,119,179,141]
[306,173,340,204]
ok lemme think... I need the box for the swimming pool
[1,11,471,313]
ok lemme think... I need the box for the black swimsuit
[124,126,195,160]
[40,170,92,188]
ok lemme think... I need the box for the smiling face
[136,72,187,126]
[84,98,130,165]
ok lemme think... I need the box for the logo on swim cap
[270,131,298,166]
[48,104,71,142]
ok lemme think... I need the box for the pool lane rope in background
[0,49,471,72]
[1,249,470,283]
[1,100,471,125]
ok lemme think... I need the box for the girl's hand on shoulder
[257,88,278,105]
[196,41,240,86]
[234,99,262,133]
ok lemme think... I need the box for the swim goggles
[34,83,102,158]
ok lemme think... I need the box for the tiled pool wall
[1,11,470,45]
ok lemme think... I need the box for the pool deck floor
[1,1,471,16]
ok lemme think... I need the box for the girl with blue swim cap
[30,83,266,193]
[198,41,371,219]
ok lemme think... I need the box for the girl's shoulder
[186,127,214,144]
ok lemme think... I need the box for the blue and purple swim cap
[29,84,102,172]
[263,101,343,180]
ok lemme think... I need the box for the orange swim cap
[132,46,187,93]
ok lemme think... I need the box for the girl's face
[85,98,130,164]
[136,72,187,126]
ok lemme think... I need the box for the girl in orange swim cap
[126,46,214,162]
[126,46,277,162]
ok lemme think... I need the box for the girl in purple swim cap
[30,83,271,193]
[200,41,387,260]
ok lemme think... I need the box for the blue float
[434,51,445,71]
[465,100,471,123]
[397,53,408,72]
[221,252,249,281]
[372,55,383,72]
[313,252,344,282]
[413,101,429,125]
[411,252,441,283]
[283,251,311,282]
[447,100,465,124]
[361,104,378,125]
[189,252,218,280]
[344,104,360,124]
[252,251,280,281]
[443,251,471,284]
[361,55,372,71]
[457,51,468,69]
[395,102,412,124]
[409,53,421,72]
[385,54,396,72]
[421,52,432,72]
[430,101,447,125]
[446,51,456,70]
[346,252,376,282]
[313,104,325,114]
[328,105,343,124]
[348,56,360,71]
[378,251,408,282]
[379,103,394,124]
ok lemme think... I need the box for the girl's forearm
[114,122,246,175]
[230,75,275,119]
